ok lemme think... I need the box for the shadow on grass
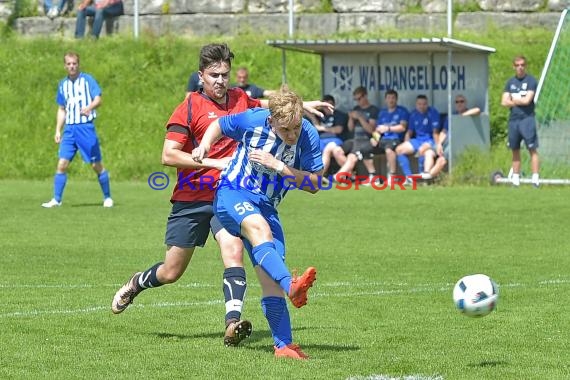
[468,360,509,367]
[70,203,107,208]
[152,326,361,354]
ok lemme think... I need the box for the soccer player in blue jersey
[395,94,440,183]
[501,55,540,187]
[42,52,112,208]
[193,90,323,359]
[372,89,409,184]
[111,43,332,348]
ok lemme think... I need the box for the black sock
[138,262,164,289]
[223,267,247,324]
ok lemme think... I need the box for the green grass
[0,27,560,181]
[1,180,570,379]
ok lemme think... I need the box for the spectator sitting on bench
[370,89,409,185]
[44,0,72,19]
[425,94,481,179]
[333,87,380,185]
[304,95,349,176]
[395,94,440,185]
[75,0,124,39]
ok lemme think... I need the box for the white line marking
[0,278,567,319]
[0,300,223,318]
[347,375,444,380]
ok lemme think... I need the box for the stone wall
[6,0,570,38]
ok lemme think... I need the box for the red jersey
[165,88,261,202]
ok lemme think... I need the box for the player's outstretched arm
[162,138,227,170]
[192,119,223,163]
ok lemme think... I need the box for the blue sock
[252,242,291,293]
[138,262,164,289]
[54,173,67,202]
[418,156,425,172]
[98,170,111,199]
[397,154,412,176]
[223,267,247,324]
[261,296,292,348]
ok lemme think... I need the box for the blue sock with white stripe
[252,242,291,293]
[397,154,412,176]
[54,173,67,202]
[261,296,292,348]
[98,170,111,199]
[223,267,247,324]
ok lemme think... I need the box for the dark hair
[199,43,234,71]
[385,89,398,98]
[416,94,428,101]
[353,86,367,96]
[322,94,335,104]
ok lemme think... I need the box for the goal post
[534,8,570,166]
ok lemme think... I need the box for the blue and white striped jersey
[56,73,101,125]
[218,108,323,208]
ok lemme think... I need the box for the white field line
[347,375,444,380]
[4,277,570,290]
[0,278,568,319]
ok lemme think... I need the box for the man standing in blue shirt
[42,52,112,208]
[395,94,440,183]
[501,55,540,187]
[193,90,322,360]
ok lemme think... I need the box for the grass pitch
[1,180,569,379]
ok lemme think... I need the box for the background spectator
[395,94,440,184]
[501,55,540,187]
[233,67,276,99]
[427,94,481,179]
[304,94,349,175]
[75,0,124,39]
[372,89,409,184]
[44,0,72,19]
[185,71,201,97]
[333,87,380,184]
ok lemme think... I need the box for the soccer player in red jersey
[112,43,331,347]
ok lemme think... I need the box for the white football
[453,274,498,317]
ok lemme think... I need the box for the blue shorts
[409,138,434,153]
[508,116,539,150]
[164,201,215,248]
[59,123,102,163]
[214,187,286,265]
[319,137,343,151]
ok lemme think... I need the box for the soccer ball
[453,274,498,317]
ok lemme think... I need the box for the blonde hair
[64,51,80,63]
[268,89,304,127]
